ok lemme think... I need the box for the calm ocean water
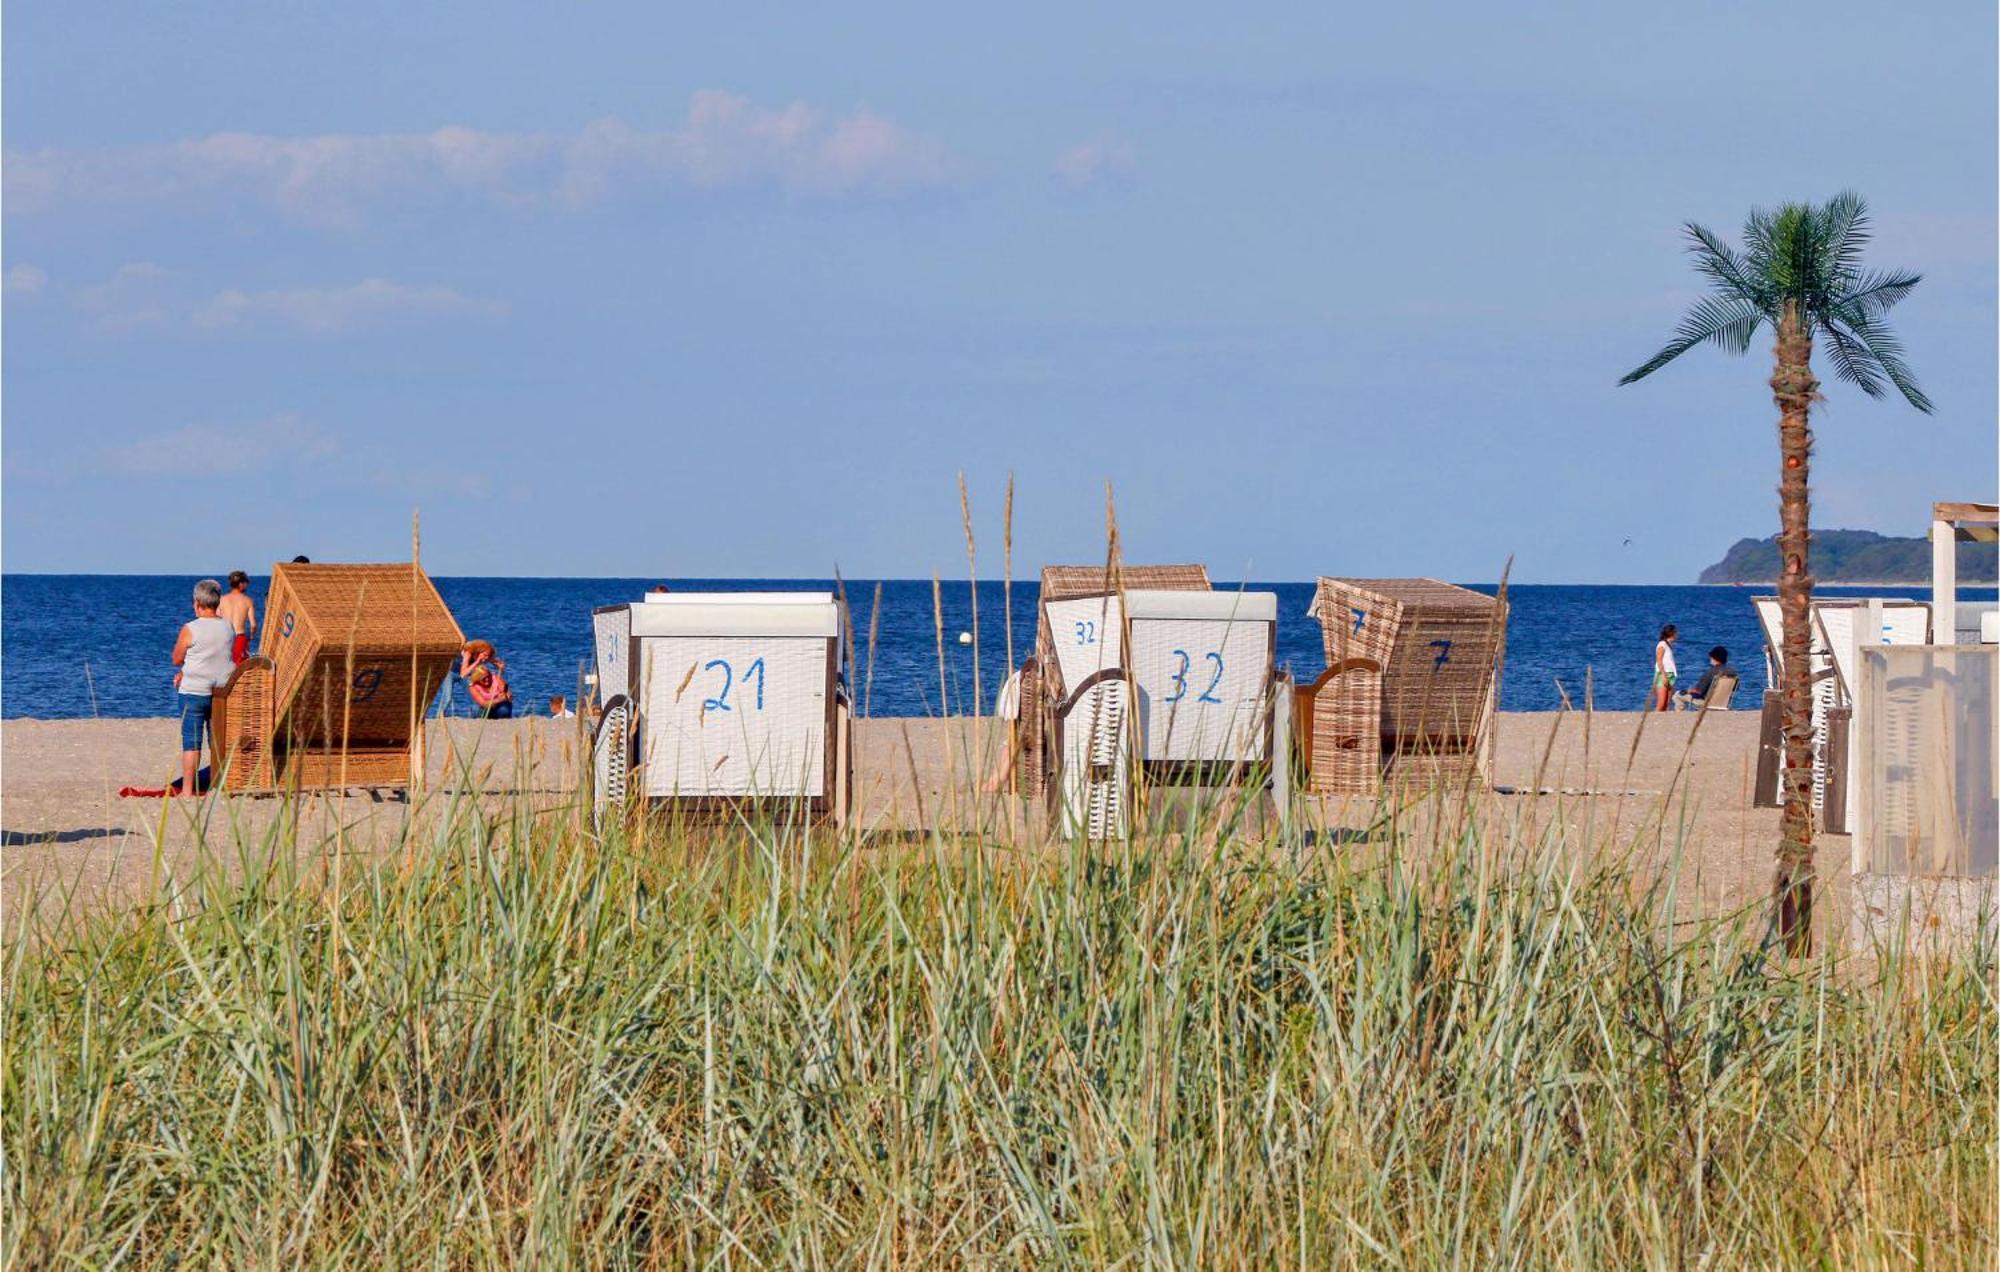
[3,576,1988,721]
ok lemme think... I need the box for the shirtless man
[217,570,257,663]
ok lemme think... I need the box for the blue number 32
[1165,650,1226,704]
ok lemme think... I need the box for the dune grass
[4,772,1994,1267]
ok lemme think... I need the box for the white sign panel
[1127,613,1272,762]
[636,635,829,797]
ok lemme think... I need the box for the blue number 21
[702,657,767,712]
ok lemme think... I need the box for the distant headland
[1699,529,1998,585]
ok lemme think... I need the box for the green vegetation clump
[1700,530,1998,584]
[6,791,1994,1265]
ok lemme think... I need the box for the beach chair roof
[1040,563,1209,600]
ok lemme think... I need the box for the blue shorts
[179,693,213,752]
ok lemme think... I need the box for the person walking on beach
[1651,624,1679,711]
[217,570,257,663]
[171,579,235,795]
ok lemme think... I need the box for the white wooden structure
[1043,588,1289,838]
[590,591,851,824]
[1931,501,1999,642]
[1752,596,1929,830]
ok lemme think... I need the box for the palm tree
[1620,192,1931,954]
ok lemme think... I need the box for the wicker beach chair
[1306,578,1505,792]
[1030,573,1290,837]
[593,591,853,826]
[210,561,463,790]
[1019,563,1209,802]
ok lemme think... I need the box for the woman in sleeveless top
[172,578,236,795]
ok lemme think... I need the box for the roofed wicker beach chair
[589,591,853,826]
[210,561,464,791]
[1018,563,1209,813]
[1022,564,1291,837]
[1305,578,1505,792]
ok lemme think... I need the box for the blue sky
[5,2,1994,581]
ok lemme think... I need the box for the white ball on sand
[958,631,973,645]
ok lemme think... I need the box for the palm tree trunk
[1771,301,1818,954]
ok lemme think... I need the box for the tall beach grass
[5,769,1993,1266]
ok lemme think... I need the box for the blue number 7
[1351,607,1366,634]
[1429,640,1452,670]
[1165,649,1190,702]
[703,659,733,711]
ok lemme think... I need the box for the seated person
[548,694,575,718]
[468,664,514,719]
[1676,646,1737,709]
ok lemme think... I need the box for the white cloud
[4,263,47,298]
[72,264,505,335]
[74,261,178,333]
[96,412,338,478]
[1052,136,1138,188]
[191,279,508,334]
[6,92,958,228]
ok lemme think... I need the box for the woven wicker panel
[280,654,456,750]
[280,747,411,788]
[1317,578,1502,748]
[1311,579,1404,669]
[593,606,633,704]
[1304,664,1381,796]
[1126,614,1271,763]
[637,635,828,798]
[1058,677,1131,840]
[213,659,277,791]
[1019,660,1047,799]
[261,562,463,727]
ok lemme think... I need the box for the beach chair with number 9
[210,561,464,791]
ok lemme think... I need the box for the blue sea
[3,576,1987,721]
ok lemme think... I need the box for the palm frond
[1830,268,1921,319]
[1820,322,1888,399]
[1618,296,1764,384]
[1684,222,1767,308]
[1820,190,1871,281]
[1837,310,1935,413]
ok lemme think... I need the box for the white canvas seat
[591,695,631,822]
[591,591,852,823]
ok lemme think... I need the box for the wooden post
[1932,510,1956,645]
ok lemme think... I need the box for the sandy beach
[2,708,1844,939]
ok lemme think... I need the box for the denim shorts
[179,692,213,752]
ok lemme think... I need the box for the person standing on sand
[1651,623,1679,712]
[217,570,257,663]
[171,579,235,795]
